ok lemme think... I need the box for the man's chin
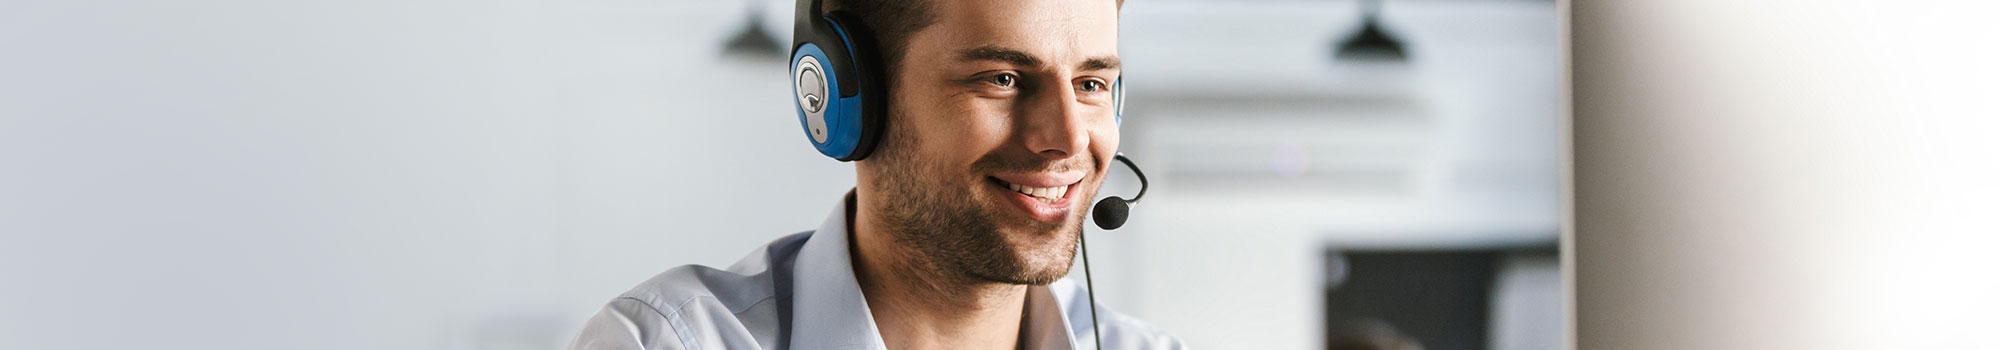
[977,225,1081,285]
[970,260,1073,286]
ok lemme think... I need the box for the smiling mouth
[986,176,1080,203]
[1002,181,1069,203]
[984,172,1086,223]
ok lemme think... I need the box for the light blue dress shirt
[568,194,1184,350]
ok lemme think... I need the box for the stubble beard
[863,126,1085,286]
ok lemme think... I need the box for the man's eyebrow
[955,46,1043,67]
[1079,56,1121,71]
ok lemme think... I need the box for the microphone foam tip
[1092,197,1130,230]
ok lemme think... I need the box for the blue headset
[790,0,1123,161]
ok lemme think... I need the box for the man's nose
[1021,84,1091,160]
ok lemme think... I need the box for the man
[568,0,1181,348]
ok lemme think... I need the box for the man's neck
[849,193,1028,350]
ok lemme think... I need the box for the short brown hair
[824,0,1123,80]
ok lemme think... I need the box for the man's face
[860,0,1120,285]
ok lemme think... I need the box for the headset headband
[794,0,859,99]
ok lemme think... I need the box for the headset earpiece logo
[797,65,825,113]
[793,55,832,143]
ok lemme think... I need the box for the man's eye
[987,74,1017,87]
[1080,80,1105,92]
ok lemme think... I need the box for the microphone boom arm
[1112,153,1147,202]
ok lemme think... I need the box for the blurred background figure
[0,0,1561,349]
[1571,0,2000,349]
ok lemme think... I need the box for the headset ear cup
[1113,77,1124,125]
[820,12,887,161]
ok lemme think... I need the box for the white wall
[2,1,851,348]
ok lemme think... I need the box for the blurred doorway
[1325,246,1559,350]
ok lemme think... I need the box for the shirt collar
[789,192,888,349]
[789,191,1078,350]
[1022,281,1081,350]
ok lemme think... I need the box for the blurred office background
[1,0,1562,349]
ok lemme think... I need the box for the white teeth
[1004,181,1067,201]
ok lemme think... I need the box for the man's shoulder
[611,231,814,321]
[570,232,815,349]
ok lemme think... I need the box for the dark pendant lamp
[722,1,784,61]
[1334,0,1408,63]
